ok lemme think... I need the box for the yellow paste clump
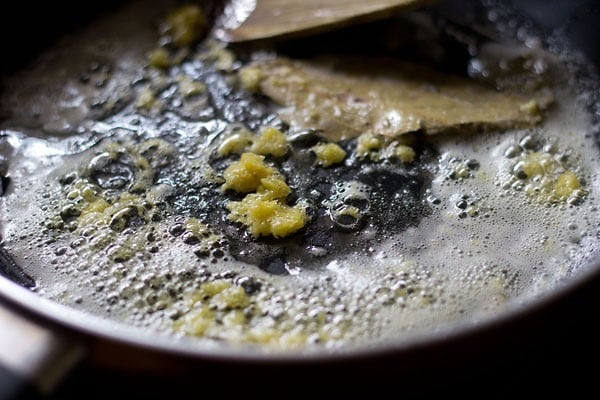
[164,4,207,47]
[223,153,306,238]
[393,144,416,163]
[227,195,306,238]
[148,48,172,69]
[218,130,254,156]
[147,5,207,69]
[355,132,416,163]
[356,133,383,158]
[310,143,347,167]
[222,152,277,193]
[218,126,288,158]
[511,151,587,204]
[136,87,159,110]
[250,127,289,157]
[176,279,251,336]
[519,99,540,116]
[553,171,581,198]
[238,66,263,92]
[177,74,207,97]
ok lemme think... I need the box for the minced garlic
[177,74,207,97]
[218,130,254,157]
[136,87,159,110]
[356,133,383,158]
[164,4,207,47]
[311,143,346,167]
[250,127,288,158]
[553,171,581,199]
[508,146,587,204]
[148,48,171,69]
[222,153,278,193]
[227,194,307,238]
[393,144,416,163]
[239,66,263,92]
[219,126,288,158]
[222,153,307,238]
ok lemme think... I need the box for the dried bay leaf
[250,56,553,142]
[223,0,439,42]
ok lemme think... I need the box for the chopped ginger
[177,74,206,97]
[239,66,263,92]
[227,195,306,238]
[148,48,171,69]
[136,87,158,110]
[218,131,254,156]
[258,177,291,200]
[519,99,540,116]
[222,153,277,193]
[222,154,307,238]
[311,143,346,167]
[356,133,383,158]
[251,127,288,158]
[553,171,581,199]
[394,145,416,163]
[165,5,207,47]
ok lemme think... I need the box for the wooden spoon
[218,0,439,42]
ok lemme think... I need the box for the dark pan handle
[0,305,84,399]
[0,365,38,400]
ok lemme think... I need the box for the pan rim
[0,256,598,363]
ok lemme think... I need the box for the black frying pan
[0,0,599,398]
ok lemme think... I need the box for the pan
[1,0,599,398]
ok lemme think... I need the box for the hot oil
[0,0,598,351]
